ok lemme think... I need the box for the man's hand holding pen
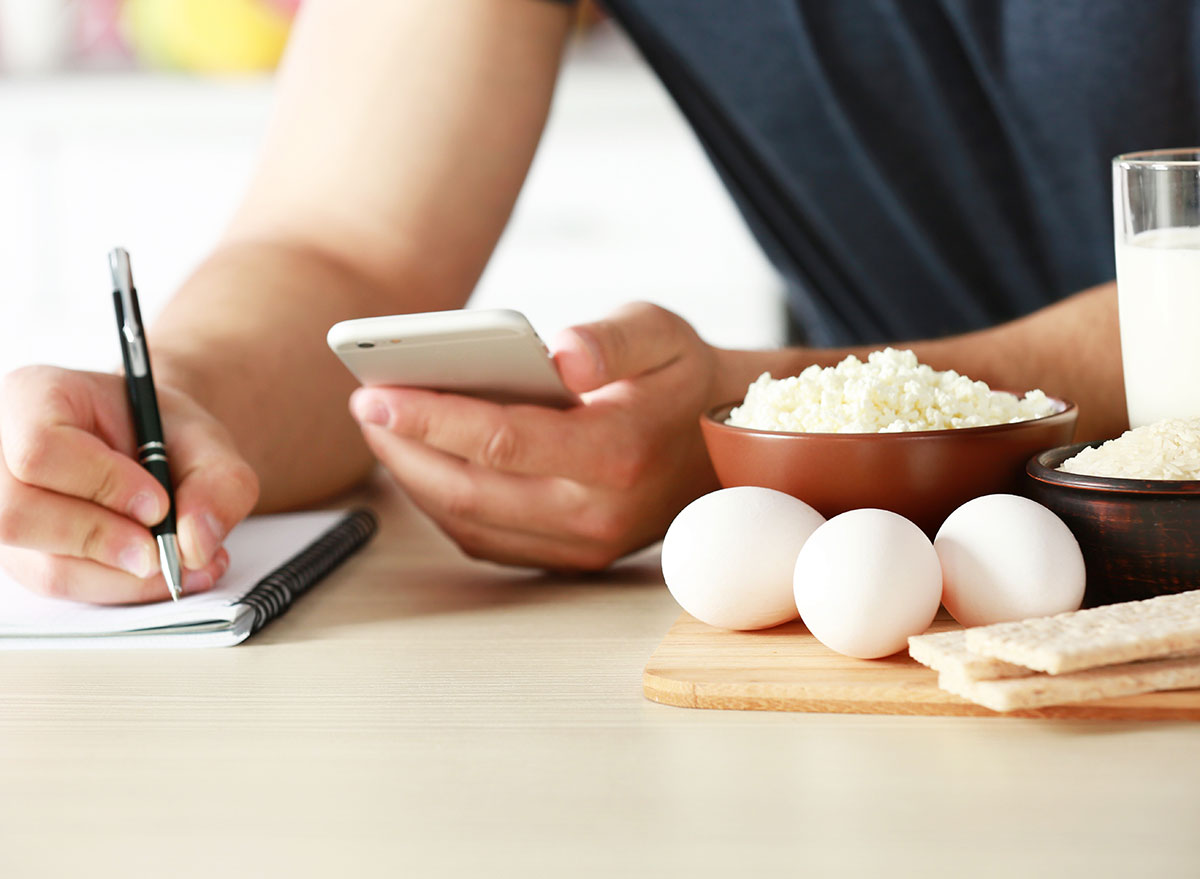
[0,364,258,603]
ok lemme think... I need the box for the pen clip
[109,248,149,378]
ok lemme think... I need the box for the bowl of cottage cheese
[701,349,1077,534]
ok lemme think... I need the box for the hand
[0,366,260,603]
[348,302,722,570]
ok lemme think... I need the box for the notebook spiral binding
[240,507,378,635]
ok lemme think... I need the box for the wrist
[709,346,816,407]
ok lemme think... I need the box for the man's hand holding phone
[346,302,723,569]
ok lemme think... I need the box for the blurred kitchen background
[0,0,782,379]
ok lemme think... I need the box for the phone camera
[356,341,375,349]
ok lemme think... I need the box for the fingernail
[181,512,224,567]
[182,569,214,596]
[570,327,606,377]
[118,542,154,579]
[127,491,161,526]
[352,394,390,427]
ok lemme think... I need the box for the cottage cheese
[1059,416,1200,480]
[726,348,1056,434]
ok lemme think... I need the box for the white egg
[661,487,826,630]
[793,509,942,659]
[935,493,1085,626]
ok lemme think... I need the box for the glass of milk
[1113,149,1200,427]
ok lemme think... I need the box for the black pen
[109,248,184,600]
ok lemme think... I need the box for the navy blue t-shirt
[548,1,1200,346]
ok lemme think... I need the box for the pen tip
[157,534,184,602]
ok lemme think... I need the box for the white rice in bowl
[1058,416,1200,480]
[726,348,1056,434]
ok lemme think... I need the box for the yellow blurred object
[122,0,292,73]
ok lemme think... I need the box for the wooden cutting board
[643,612,1200,720]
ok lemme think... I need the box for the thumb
[550,302,699,394]
[168,420,260,570]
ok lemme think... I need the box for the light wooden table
[2,474,1198,878]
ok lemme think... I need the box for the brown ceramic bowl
[700,398,1077,536]
[1024,442,1200,607]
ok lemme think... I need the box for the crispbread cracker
[964,589,1200,674]
[938,653,1200,712]
[907,629,1030,681]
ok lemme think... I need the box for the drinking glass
[1113,148,1200,427]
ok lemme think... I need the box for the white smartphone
[326,308,578,408]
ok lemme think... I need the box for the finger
[0,366,139,452]
[0,545,229,606]
[350,386,642,484]
[169,421,260,570]
[433,509,619,571]
[549,302,699,393]
[0,468,161,577]
[0,402,169,528]
[357,421,611,539]
[370,434,622,570]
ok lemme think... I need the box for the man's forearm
[135,0,572,512]
[920,282,1125,441]
[715,282,1125,442]
[148,240,405,512]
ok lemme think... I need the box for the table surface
[2,474,1198,878]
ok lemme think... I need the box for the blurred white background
[0,14,783,380]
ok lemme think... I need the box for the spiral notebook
[0,508,377,649]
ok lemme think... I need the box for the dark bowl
[1024,442,1200,607]
[700,397,1078,535]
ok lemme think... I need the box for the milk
[1115,226,1200,427]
